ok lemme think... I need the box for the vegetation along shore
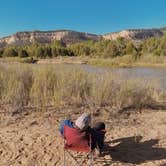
[0,29,166,67]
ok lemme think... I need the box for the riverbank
[35,55,166,68]
[0,59,166,166]
[0,55,166,68]
[0,105,166,166]
[36,56,166,68]
[1,62,166,112]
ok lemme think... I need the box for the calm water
[32,63,166,91]
[60,64,166,91]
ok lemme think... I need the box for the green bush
[18,49,29,58]
[3,48,18,57]
[0,49,3,57]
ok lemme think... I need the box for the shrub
[115,79,155,110]
[3,48,18,57]
[30,67,59,108]
[91,73,116,106]
[0,63,162,111]
[18,49,29,58]
[125,42,137,55]
[0,65,33,110]
[63,69,91,106]
[0,49,3,57]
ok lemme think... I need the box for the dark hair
[93,122,105,131]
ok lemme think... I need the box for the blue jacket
[59,119,74,135]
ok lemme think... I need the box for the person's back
[59,113,106,155]
[91,122,106,154]
[59,113,91,152]
[63,125,90,152]
[59,119,74,136]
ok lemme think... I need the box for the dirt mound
[0,107,166,166]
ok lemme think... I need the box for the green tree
[44,46,52,57]
[18,49,29,58]
[0,49,3,57]
[35,47,45,58]
[103,42,119,58]
[52,40,64,47]
[125,42,137,55]
[3,47,18,57]
[154,49,161,56]
[51,47,59,57]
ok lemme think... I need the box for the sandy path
[0,107,166,166]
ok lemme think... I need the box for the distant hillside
[0,28,164,48]
[160,27,166,33]
[0,30,101,48]
[103,29,163,40]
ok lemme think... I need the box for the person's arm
[59,119,74,136]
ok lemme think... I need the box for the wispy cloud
[0,32,6,38]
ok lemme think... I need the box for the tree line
[0,34,166,59]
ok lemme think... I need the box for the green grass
[1,54,166,68]
[88,55,166,68]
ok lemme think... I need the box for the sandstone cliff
[0,30,100,48]
[103,29,163,40]
[0,28,164,48]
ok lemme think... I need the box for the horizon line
[0,25,165,38]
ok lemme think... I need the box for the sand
[0,106,166,166]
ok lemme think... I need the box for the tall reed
[0,63,163,111]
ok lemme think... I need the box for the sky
[0,0,166,37]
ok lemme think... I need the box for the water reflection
[58,64,166,91]
[34,63,166,91]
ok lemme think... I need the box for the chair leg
[91,151,94,166]
[65,150,93,166]
[64,148,66,166]
[87,152,94,166]
[66,150,80,166]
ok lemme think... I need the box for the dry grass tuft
[0,63,164,112]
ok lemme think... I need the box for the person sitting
[59,113,106,155]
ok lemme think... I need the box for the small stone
[104,155,111,160]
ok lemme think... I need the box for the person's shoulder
[62,119,74,128]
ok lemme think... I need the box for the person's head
[75,113,91,130]
[93,122,105,131]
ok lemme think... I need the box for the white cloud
[0,32,6,38]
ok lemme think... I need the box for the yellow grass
[0,63,164,111]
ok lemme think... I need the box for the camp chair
[63,125,93,166]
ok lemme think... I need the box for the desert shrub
[125,42,137,56]
[91,73,116,107]
[0,65,5,99]
[63,69,91,106]
[69,43,93,56]
[114,79,155,110]
[51,47,59,57]
[3,47,18,57]
[34,46,45,58]
[18,49,29,58]
[0,63,162,111]
[0,65,33,110]
[0,49,3,57]
[30,67,60,108]
[21,57,37,63]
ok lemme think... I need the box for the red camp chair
[63,125,93,166]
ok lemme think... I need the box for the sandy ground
[37,57,88,64]
[0,106,166,166]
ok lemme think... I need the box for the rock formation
[0,30,100,48]
[103,29,163,40]
[0,28,164,48]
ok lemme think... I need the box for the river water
[60,64,166,91]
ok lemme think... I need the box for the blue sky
[0,0,166,37]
